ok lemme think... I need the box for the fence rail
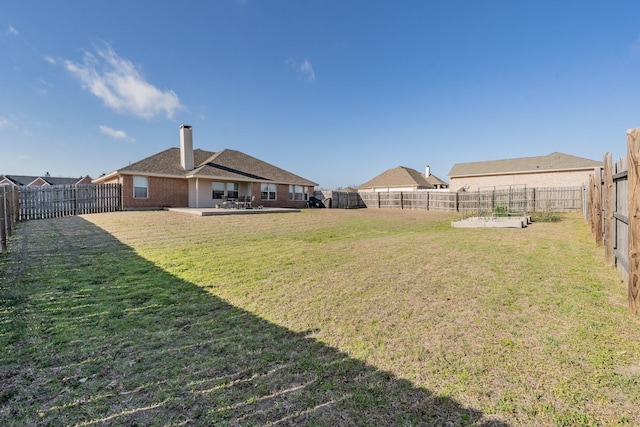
[612,156,628,284]
[19,184,122,221]
[585,128,640,315]
[324,187,583,213]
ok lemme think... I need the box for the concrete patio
[168,207,301,216]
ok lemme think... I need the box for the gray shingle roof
[426,174,448,187]
[0,175,91,186]
[448,152,602,178]
[106,147,318,186]
[359,166,436,190]
[115,148,214,177]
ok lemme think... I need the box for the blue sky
[2,1,639,189]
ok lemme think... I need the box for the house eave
[186,175,316,186]
[92,171,119,183]
[449,166,601,179]
[94,170,187,183]
[186,173,253,182]
[94,170,317,187]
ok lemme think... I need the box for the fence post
[603,153,614,265]
[11,186,20,226]
[1,185,10,237]
[627,128,640,315]
[582,183,588,219]
[12,186,18,223]
[74,184,78,215]
[594,167,603,246]
[591,172,596,233]
[0,188,6,253]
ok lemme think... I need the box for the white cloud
[300,60,315,82]
[99,125,135,142]
[43,55,57,65]
[0,117,14,128]
[7,25,19,36]
[64,43,184,119]
[286,58,316,82]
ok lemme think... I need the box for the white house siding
[188,179,256,208]
[368,186,417,192]
[188,179,215,208]
[450,169,596,192]
[358,187,418,193]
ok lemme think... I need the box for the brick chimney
[180,125,194,171]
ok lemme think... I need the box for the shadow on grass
[0,216,508,426]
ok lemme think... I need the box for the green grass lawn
[1,209,639,426]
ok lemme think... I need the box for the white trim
[195,178,200,208]
[94,171,318,188]
[133,176,149,199]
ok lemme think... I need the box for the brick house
[448,152,602,192]
[0,174,92,186]
[358,165,448,192]
[92,125,318,210]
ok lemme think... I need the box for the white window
[212,182,224,199]
[261,183,276,200]
[289,185,306,201]
[226,182,238,199]
[133,176,148,199]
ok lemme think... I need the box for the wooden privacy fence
[358,191,460,211]
[19,184,122,221]
[0,185,20,253]
[585,128,640,315]
[355,187,582,213]
[317,191,368,208]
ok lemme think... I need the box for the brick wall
[103,176,311,209]
[250,183,310,208]
[121,175,188,209]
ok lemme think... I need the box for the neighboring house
[0,174,92,187]
[448,152,602,192]
[92,125,318,210]
[358,165,449,192]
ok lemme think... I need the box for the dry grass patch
[1,209,639,426]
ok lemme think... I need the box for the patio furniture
[222,196,238,209]
[236,195,254,209]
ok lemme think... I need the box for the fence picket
[584,129,640,315]
[18,184,122,221]
[352,187,582,214]
[604,153,614,265]
[627,129,640,314]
